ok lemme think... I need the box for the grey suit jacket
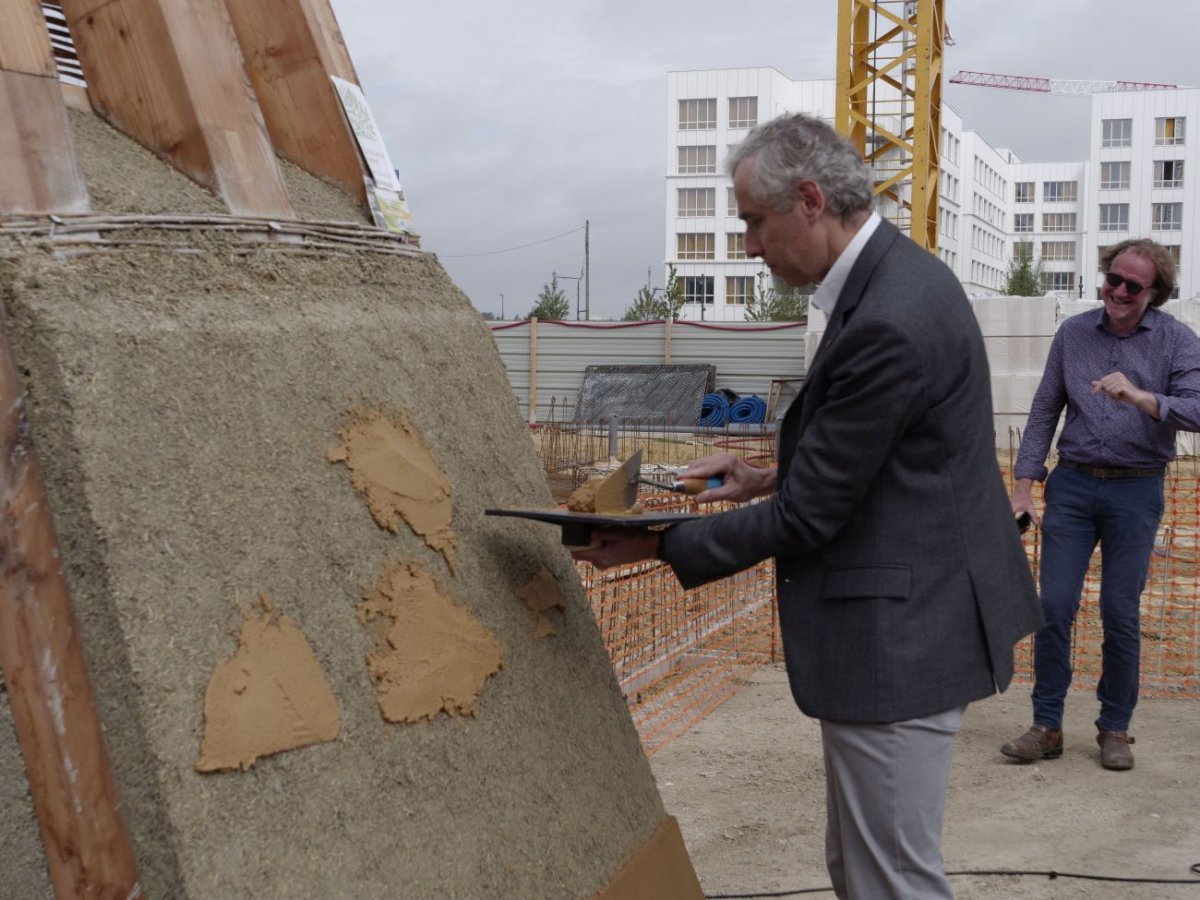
[660,219,1042,723]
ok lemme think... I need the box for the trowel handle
[674,476,724,495]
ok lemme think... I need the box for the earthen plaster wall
[0,112,665,899]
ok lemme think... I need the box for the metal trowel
[590,449,643,513]
[483,448,702,549]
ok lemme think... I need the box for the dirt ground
[651,664,1200,899]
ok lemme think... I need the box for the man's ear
[794,180,826,220]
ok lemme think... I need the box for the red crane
[949,70,1188,96]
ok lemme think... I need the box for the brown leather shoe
[1097,730,1135,770]
[1001,724,1063,762]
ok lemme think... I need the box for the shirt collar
[811,211,882,317]
[1095,304,1158,336]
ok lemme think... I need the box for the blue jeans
[1031,466,1163,733]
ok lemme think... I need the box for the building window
[682,276,714,304]
[725,276,753,305]
[941,172,960,203]
[1013,242,1033,261]
[1041,271,1076,294]
[1156,116,1186,146]
[676,233,715,260]
[1102,118,1132,148]
[1154,160,1185,188]
[1014,182,1034,203]
[942,128,960,165]
[677,145,716,174]
[1042,213,1077,232]
[1098,203,1129,232]
[1100,162,1130,190]
[1152,202,1183,231]
[1043,181,1078,202]
[728,96,758,129]
[677,187,715,217]
[726,232,746,259]
[1013,213,1034,233]
[1041,240,1076,261]
[679,98,717,130]
[727,188,739,216]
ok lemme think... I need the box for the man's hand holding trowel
[571,452,776,570]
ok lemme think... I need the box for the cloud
[331,0,1200,318]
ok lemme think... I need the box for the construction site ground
[651,664,1200,899]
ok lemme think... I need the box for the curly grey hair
[726,113,874,220]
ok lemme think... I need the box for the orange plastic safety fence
[575,494,780,756]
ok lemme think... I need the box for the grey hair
[726,113,874,219]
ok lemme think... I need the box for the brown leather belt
[1057,458,1165,479]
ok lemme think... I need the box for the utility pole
[584,219,590,320]
[556,271,583,319]
[499,292,505,320]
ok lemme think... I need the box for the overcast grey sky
[331,0,1197,320]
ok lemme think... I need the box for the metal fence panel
[490,319,806,422]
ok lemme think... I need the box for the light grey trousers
[820,705,965,899]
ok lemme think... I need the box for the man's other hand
[570,528,661,570]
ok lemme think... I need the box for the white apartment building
[666,68,1200,319]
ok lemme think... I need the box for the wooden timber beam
[0,0,89,214]
[224,0,369,206]
[59,0,295,218]
[0,328,142,897]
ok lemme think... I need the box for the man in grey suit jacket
[575,113,1042,898]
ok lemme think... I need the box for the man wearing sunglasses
[1003,238,1200,771]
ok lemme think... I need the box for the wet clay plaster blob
[196,597,340,773]
[567,477,642,514]
[518,565,566,638]
[328,407,457,572]
[359,562,503,724]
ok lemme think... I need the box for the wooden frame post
[59,0,295,218]
[223,0,368,205]
[0,326,141,897]
[0,0,88,214]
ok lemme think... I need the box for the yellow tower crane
[835,0,946,252]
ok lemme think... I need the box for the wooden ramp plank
[60,0,295,218]
[224,0,368,204]
[0,325,141,898]
[0,0,58,77]
[0,0,88,215]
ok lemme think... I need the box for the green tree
[744,271,809,322]
[662,263,686,320]
[622,264,687,321]
[623,283,662,321]
[528,274,570,320]
[1002,253,1045,296]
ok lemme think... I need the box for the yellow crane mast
[836,0,945,252]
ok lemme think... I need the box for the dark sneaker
[1001,724,1064,762]
[1097,730,1135,770]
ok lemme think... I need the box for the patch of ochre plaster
[196,596,340,773]
[518,566,566,638]
[328,407,456,573]
[358,561,503,723]
[567,477,642,515]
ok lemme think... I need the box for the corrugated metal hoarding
[489,319,806,423]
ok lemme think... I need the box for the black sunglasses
[1104,271,1151,296]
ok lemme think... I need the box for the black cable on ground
[705,862,1200,899]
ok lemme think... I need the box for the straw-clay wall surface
[0,110,683,898]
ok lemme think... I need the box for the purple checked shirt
[1015,306,1200,482]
